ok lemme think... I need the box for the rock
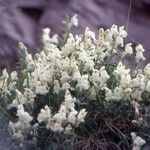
[0,7,38,69]
[24,140,37,150]
[0,115,19,150]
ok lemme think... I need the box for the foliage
[0,14,149,149]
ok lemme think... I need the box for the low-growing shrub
[0,15,149,149]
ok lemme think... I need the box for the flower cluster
[0,15,149,147]
[9,105,32,140]
[37,90,87,134]
[0,69,17,95]
[105,61,149,102]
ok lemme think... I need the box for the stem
[126,0,133,32]
[92,80,104,107]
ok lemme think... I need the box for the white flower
[53,80,60,94]
[2,69,9,79]
[110,25,118,36]
[71,14,78,27]
[25,52,35,70]
[7,70,18,91]
[76,109,87,126]
[123,43,133,56]
[110,25,127,38]
[132,101,140,116]
[131,90,143,101]
[136,52,145,63]
[0,69,9,94]
[85,27,95,39]
[75,35,84,50]
[91,69,100,83]
[18,42,27,51]
[42,28,51,43]
[113,86,124,101]
[59,104,67,114]
[131,132,145,150]
[115,36,124,47]
[61,72,71,83]
[146,81,150,92]
[62,82,70,91]
[132,74,145,91]
[9,105,32,140]
[113,62,130,76]
[72,70,81,82]
[113,62,132,89]
[78,50,88,63]
[84,58,95,71]
[35,81,49,95]
[99,66,109,88]
[64,90,76,109]
[10,71,18,80]
[144,63,150,78]
[9,89,26,108]
[37,105,51,123]
[53,104,67,124]
[17,105,33,124]
[68,108,78,125]
[135,44,145,63]
[105,29,113,42]
[120,72,131,87]
[136,44,145,52]
[42,28,58,45]
[53,112,66,125]
[105,86,124,101]
[51,34,59,44]
[124,88,132,98]
[76,75,89,91]
[9,83,17,91]
[108,25,127,48]
[62,34,76,57]
[119,26,127,38]
[23,88,36,105]
[52,122,64,132]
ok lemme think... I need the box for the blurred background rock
[0,0,149,69]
